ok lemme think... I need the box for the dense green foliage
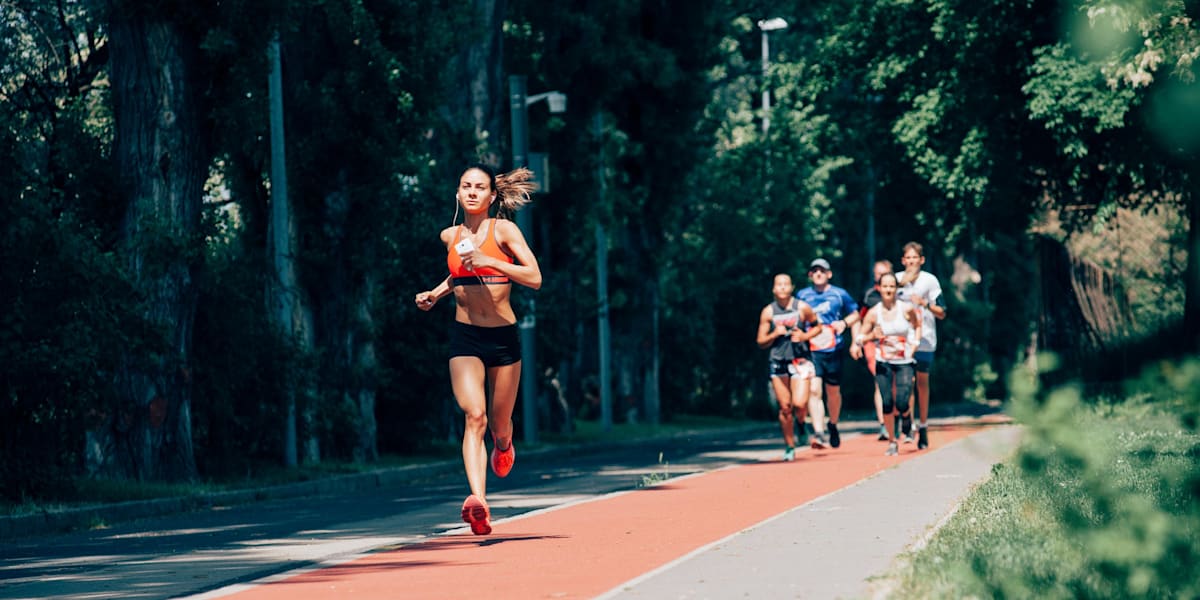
[1,0,1194,504]
[889,357,1200,598]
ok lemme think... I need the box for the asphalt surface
[0,410,1018,600]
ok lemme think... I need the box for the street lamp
[757,17,788,135]
[527,91,568,114]
[509,75,566,446]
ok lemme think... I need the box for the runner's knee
[464,409,488,431]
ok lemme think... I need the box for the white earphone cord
[450,193,487,287]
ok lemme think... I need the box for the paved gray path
[599,425,1020,600]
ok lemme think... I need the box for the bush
[998,356,1200,598]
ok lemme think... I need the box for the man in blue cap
[795,258,861,448]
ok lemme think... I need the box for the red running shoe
[491,435,515,478]
[461,495,491,535]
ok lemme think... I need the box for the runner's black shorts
[449,321,521,367]
[768,359,791,378]
[811,350,843,386]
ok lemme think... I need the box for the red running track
[214,420,1003,600]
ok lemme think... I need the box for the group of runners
[757,244,946,459]
[415,164,948,535]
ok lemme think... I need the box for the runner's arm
[489,220,543,289]
[415,275,452,310]
[831,289,860,333]
[791,304,822,342]
[756,306,785,348]
[928,293,946,320]
[906,306,923,356]
[855,310,880,344]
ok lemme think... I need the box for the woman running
[856,272,921,456]
[415,164,541,535]
[757,274,826,460]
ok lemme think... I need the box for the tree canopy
[1,0,1193,498]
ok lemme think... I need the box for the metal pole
[594,112,613,431]
[866,164,876,277]
[268,34,297,468]
[761,30,770,135]
[508,75,538,445]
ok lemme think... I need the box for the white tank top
[871,301,917,365]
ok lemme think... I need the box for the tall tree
[507,0,737,422]
[106,0,209,480]
[272,0,464,461]
[795,0,1071,398]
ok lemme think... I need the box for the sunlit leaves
[1025,43,1139,159]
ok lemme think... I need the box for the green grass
[881,396,1200,599]
[636,452,671,488]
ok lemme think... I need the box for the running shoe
[878,423,889,441]
[918,426,929,450]
[783,446,796,462]
[810,432,829,449]
[901,416,914,443]
[885,442,898,456]
[828,422,840,448]
[490,434,515,478]
[461,495,492,535]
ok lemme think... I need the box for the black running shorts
[448,321,521,367]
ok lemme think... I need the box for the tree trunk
[437,0,506,167]
[103,10,205,481]
[467,0,506,164]
[644,280,660,426]
[1184,170,1200,352]
[320,180,379,463]
[268,35,320,466]
[345,275,379,463]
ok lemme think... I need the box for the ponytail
[494,167,537,219]
[456,163,539,222]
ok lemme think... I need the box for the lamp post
[509,75,566,446]
[757,17,788,135]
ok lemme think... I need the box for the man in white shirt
[895,242,946,450]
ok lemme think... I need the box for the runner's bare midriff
[453,284,516,327]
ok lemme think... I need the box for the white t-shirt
[896,270,943,352]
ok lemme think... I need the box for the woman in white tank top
[855,273,922,456]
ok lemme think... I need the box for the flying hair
[494,167,537,219]
[451,164,538,227]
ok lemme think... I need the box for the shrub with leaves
[1003,356,1200,598]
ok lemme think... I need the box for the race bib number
[879,335,908,361]
[808,325,837,351]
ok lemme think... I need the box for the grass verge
[883,379,1200,598]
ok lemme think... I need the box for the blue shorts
[913,351,934,373]
[811,351,843,386]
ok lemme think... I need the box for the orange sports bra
[447,219,513,286]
